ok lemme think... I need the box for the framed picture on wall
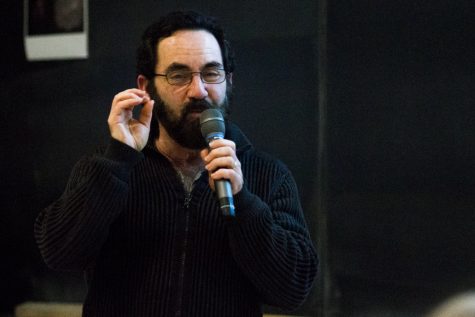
[23,0,88,61]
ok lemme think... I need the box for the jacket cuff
[99,138,144,182]
[229,186,269,223]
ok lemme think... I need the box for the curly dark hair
[136,11,235,79]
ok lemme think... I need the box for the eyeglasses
[154,68,227,86]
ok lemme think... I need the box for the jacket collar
[224,121,253,155]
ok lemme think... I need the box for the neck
[155,126,203,168]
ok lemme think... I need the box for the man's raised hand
[107,89,155,151]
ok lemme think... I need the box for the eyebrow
[164,63,189,73]
[164,62,224,73]
[203,62,224,69]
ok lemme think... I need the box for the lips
[187,105,208,114]
[184,108,205,123]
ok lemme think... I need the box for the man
[35,11,318,317]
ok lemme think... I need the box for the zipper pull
[184,194,192,208]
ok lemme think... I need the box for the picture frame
[23,0,88,61]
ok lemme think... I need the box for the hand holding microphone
[200,109,243,217]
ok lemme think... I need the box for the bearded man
[35,11,318,317]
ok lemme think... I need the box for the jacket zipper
[174,192,192,317]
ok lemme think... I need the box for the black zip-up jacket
[35,122,318,317]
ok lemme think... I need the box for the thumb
[208,176,216,192]
[139,99,154,128]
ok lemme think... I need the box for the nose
[187,73,209,99]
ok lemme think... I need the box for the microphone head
[200,109,225,141]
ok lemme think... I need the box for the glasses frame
[154,69,228,86]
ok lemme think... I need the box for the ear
[227,72,233,85]
[137,74,149,90]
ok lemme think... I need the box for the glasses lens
[166,69,226,85]
[167,71,190,85]
[202,69,225,83]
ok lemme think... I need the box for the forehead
[156,29,223,70]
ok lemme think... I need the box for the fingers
[201,139,243,194]
[107,88,153,151]
[209,165,242,195]
[202,139,237,171]
[108,89,150,124]
[138,98,155,128]
[204,139,236,159]
[112,89,149,108]
[205,156,237,172]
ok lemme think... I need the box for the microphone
[200,109,235,217]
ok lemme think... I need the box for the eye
[168,71,189,81]
[202,69,222,81]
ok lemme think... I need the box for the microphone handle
[215,179,235,217]
[206,136,235,217]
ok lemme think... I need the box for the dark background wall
[1,1,474,317]
[326,1,475,316]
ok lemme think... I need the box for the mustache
[183,99,214,114]
[181,99,224,118]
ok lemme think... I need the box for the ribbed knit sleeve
[34,139,143,271]
[227,155,318,311]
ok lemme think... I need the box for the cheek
[158,85,185,104]
[209,84,227,104]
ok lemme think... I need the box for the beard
[147,82,231,150]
